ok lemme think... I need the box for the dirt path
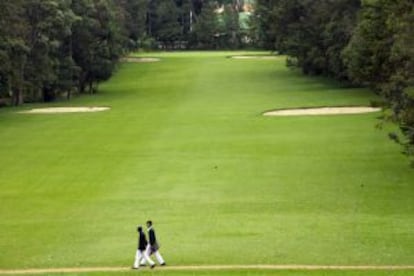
[1,265,413,274]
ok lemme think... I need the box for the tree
[192,1,219,49]
[222,3,241,48]
[343,0,414,154]
[251,0,278,49]
[114,0,148,49]
[153,0,182,48]
[53,0,81,100]
[21,0,80,102]
[0,0,128,105]
[342,0,394,87]
[177,0,194,39]
[254,0,414,163]
[71,0,125,93]
[322,0,360,81]
[0,0,29,106]
[253,0,360,79]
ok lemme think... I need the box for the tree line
[0,0,253,106]
[125,0,253,50]
[253,0,414,164]
[0,0,125,105]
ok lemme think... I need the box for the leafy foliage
[192,2,220,49]
[254,0,414,164]
[0,0,255,105]
[253,0,360,80]
[344,0,414,164]
[0,0,128,104]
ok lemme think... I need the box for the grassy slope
[0,52,413,270]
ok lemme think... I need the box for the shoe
[131,267,139,270]
[160,263,166,266]
[150,264,155,269]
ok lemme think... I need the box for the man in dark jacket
[145,220,166,265]
[132,226,155,269]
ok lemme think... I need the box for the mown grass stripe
[1,265,414,274]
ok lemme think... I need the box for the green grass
[0,52,413,273]
[8,271,414,276]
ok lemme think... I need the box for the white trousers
[133,249,154,268]
[140,244,165,265]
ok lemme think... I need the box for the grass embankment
[0,52,413,272]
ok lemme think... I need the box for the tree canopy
[0,0,126,104]
[0,0,255,106]
[253,0,414,164]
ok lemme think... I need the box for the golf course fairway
[0,52,413,274]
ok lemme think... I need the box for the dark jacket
[138,231,148,251]
[148,228,159,251]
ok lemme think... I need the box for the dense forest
[253,0,414,163]
[0,0,253,106]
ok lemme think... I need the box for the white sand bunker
[121,57,160,63]
[231,55,279,60]
[263,106,381,117]
[20,107,110,114]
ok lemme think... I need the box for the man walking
[132,226,155,269]
[144,220,166,266]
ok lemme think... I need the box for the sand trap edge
[230,55,280,60]
[121,57,161,63]
[263,106,382,117]
[19,107,111,114]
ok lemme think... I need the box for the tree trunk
[12,62,25,106]
[79,74,86,93]
[67,89,72,100]
[88,80,93,94]
[12,86,24,106]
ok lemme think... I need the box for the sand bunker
[121,57,160,63]
[20,107,110,114]
[263,106,381,117]
[231,55,279,60]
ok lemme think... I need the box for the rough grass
[0,52,413,272]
